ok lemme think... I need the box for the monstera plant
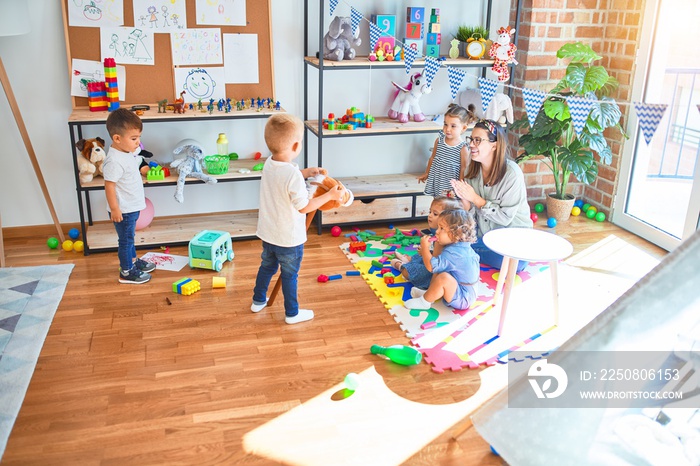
[512,42,625,220]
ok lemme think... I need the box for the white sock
[404,295,432,310]
[410,287,426,298]
[285,309,314,324]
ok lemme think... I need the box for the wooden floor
[1,216,666,465]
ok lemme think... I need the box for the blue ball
[574,199,584,208]
[68,228,80,240]
[547,217,557,228]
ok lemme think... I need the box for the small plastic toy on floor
[370,344,422,365]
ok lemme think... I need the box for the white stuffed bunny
[170,139,217,203]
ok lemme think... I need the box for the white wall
[0,0,508,228]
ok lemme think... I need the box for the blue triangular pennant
[329,0,338,16]
[403,45,418,74]
[369,21,383,52]
[478,77,498,114]
[350,7,362,38]
[633,102,668,145]
[522,88,546,128]
[424,56,441,87]
[565,96,594,136]
[447,66,467,100]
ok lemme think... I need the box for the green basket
[204,155,230,175]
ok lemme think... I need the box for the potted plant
[512,42,624,222]
[454,25,489,59]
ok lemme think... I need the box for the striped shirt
[423,131,466,197]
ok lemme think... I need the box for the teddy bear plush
[170,139,217,203]
[307,172,354,211]
[75,137,106,184]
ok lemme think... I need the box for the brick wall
[507,0,644,217]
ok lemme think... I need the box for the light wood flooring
[1,216,667,465]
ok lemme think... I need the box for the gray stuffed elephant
[323,16,361,61]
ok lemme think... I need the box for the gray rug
[0,264,74,460]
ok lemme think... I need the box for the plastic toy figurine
[388,70,432,123]
[370,344,422,365]
[323,16,361,61]
[157,98,168,113]
[489,26,518,82]
[172,90,186,114]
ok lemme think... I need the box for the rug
[0,264,74,459]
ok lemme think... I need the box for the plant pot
[545,193,576,223]
[458,41,467,58]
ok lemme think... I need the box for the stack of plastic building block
[172,278,201,295]
[103,58,119,111]
[87,81,108,112]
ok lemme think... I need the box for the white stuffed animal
[75,137,107,184]
[170,139,217,203]
[388,70,432,123]
[323,16,361,61]
[457,88,514,124]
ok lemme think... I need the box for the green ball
[534,203,544,213]
[582,203,591,212]
[586,208,596,219]
[595,212,606,222]
[47,237,59,249]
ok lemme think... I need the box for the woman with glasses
[450,119,532,272]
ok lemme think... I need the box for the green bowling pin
[370,344,422,366]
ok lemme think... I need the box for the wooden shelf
[338,173,424,197]
[305,117,441,137]
[68,105,286,126]
[80,158,267,190]
[84,210,259,252]
[304,56,494,69]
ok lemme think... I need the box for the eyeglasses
[465,136,489,146]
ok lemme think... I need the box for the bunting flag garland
[403,45,418,74]
[369,21,383,53]
[633,103,668,145]
[522,88,547,128]
[350,7,362,37]
[478,77,498,114]
[329,0,338,16]
[447,66,467,100]
[424,56,441,87]
[565,96,594,136]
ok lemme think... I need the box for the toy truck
[188,230,234,272]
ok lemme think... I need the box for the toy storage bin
[204,155,230,175]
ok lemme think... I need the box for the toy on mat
[307,173,354,211]
[189,230,234,272]
[323,16,361,61]
[171,139,218,203]
[173,278,201,295]
[318,274,342,283]
[388,70,432,123]
[75,137,106,184]
[349,241,366,253]
[370,344,422,366]
[489,26,517,82]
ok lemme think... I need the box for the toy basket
[204,155,230,175]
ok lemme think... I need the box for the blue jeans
[253,241,304,317]
[111,211,139,272]
[472,236,527,273]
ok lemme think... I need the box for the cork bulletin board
[61,0,275,109]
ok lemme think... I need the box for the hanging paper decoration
[424,56,441,87]
[478,77,498,114]
[403,45,418,74]
[447,66,467,100]
[350,7,362,37]
[565,96,594,136]
[329,0,338,16]
[633,102,668,145]
[369,21,383,53]
[522,88,547,128]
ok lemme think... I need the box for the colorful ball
[586,208,596,219]
[331,225,342,237]
[530,213,538,223]
[135,198,155,231]
[47,237,59,249]
[587,206,598,214]
[73,240,84,252]
[534,203,544,213]
[62,240,74,252]
[68,228,80,240]
[547,217,557,228]
[595,212,606,222]
[574,199,584,208]
[571,206,581,216]
[344,372,360,391]
[582,203,591,212]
